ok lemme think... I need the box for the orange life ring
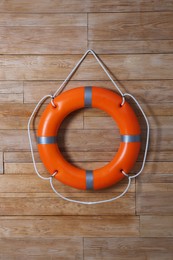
[37,87,141,190]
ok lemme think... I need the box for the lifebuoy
[37,87,141,190]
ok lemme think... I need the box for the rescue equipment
[28,49,149,204]
[37,86,141,190]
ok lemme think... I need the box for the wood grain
[0,127,172,152]
[0,14,87,26]
[0,55,173,80]
[0,175,135,193]
[0,0,172,13]
[138,151,173,162]
[0,193,135,216]
[84,116,173,130]
[84,238,173,260]
[137,162,173,183]
[0,14,87,54]
[0,129,119,152]
[4,150,173,163]
[3,151,114,163]
[3,161,173,183]
[4,162,111,174]
[84,237,173,260]
[0,216,140,237]
[89,40,173,54]
[0,237,83,260]
[0,81,23,103]
[136,182,173,215]
[140,216,173,237]
[0,104,83,130]
[89,12,173,40]
[23,80,173,103]
[0,27,87,55]
[0,130,30,151]
[84,104,173,116]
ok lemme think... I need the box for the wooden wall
[0,1,173,259]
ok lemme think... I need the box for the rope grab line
[28,49,150,205]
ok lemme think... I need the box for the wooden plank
[60,129,173,152]
[89,12,173,40]
[142,151,173,162]
[0,93,23,103]
[0,102,172,130]
[0,152,3,174]
[4,151,114,163]
[0,14,87,26]
[0,27,87,54]
[0,175,52,193]
[0,55,173,80]
[85,0,170,12]
[0,128,172,152]
[140,216,173,237]
[136,182,173,215]
[84,237,173,260]
[0,175,135,193]
[4,162,110,174]
[0,103,34,130]
[148,128,173,152]
[56,110,82,130]
[0,216,139,237]
[0,129,118,152]
[4,162,47,174]
[4,151,40,163]
[0,130,30,151]
[84,115,116,129]
[0,103,83,130]
[137,182,173,193]
[0,0,173,13]
[137,162,173,183]
[89,40,173,54]
[0,81,23,103]
[0,129,117,152]
[23,80,173,104]
[8,160,160,178]
[0,193,135,216]
[0,81,23,94]
[0,237,83,260]
[0,14,87,54]
[84,103,173,116]
[4,150,173,163]
[82,115,172,157]
[84,116,173,130]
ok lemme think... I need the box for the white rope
[27,94,54,181]
[122,93,150,179]
[27,94,132,204]
[49,93,149,204]
[50,175,131,205]
[28,49,150,205]
[52,49,125,104]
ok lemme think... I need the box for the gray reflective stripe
[84,86,92,107]
[86,170,93,190]
[37,136,57,144]
[121,135,141,142]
